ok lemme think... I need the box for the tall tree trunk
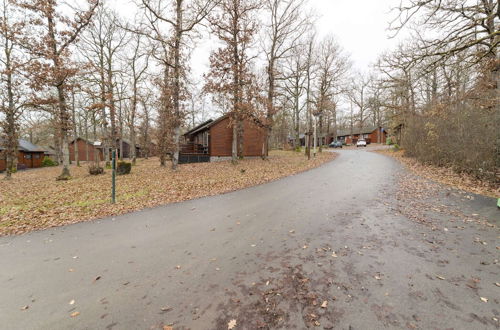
[171,0,182,171]
[3,36,16,180]
[71,90,79,166]
[47,10,71,180]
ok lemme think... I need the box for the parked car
[329,141,343,148]
[356,139,367,147]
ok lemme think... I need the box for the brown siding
[367,129,387,144]
[69,139,104,162]
[1,150,43,171]
[242,120,265,156]
[17,151,44,168]
[209,117,233,157]
[209,116,265,157]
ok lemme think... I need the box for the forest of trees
[0,0,498,184]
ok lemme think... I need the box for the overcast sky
[113,0,406,79]
[311,0,403,70]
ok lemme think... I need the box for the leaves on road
[480,297,488,303]
[227,319,237,329]
[70,311,80,317]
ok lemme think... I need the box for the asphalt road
[1,149,498,330]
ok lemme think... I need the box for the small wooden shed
[0,139,46,171]
[180,114,266,164]
[69,137,104,162]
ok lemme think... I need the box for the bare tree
[262,0,310,158]
[126,33,150,165]
[0,0,26,179]
[314,35,349,152]
[349,72,371,139]
[13,0,99,180]
[205,0,260,164]
[282,44,307,149]
[141,0,217,170]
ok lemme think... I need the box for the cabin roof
[184,113,265,138]
[336,126,383,137]
[0,139,46,152]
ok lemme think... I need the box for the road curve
[1,149,498,329]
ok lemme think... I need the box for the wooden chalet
[334,126,387,145]
[69,137,104,162]
[0,139,46,171]
[180,114,266,164]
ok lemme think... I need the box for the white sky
[114,0,405,79]
[311,0,403,71]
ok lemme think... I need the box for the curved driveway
[1,149,498,329]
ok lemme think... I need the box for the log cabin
[69,137,104,162]
[180,114,266,164]
[0,139,46,171]
[332,127,387,145]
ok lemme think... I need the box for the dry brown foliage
[0,151,335,236]
[377,149,499,198]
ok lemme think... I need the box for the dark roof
[184,119,214,136]
[184,113,265,137]
[70,137,104,147]
[336,126,382,137]
[0,139,46,152]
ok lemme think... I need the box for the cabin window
[203,132,209,146]
[34,154,40,159]
[24,154,31,159]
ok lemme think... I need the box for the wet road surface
[1,149,498,329]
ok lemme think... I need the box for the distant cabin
[180,114,265,164]
[69,137,104,162]
[333,127,387,145]
[69,137,143,161]
[0,139,46,171]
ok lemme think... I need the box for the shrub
[88,164,104,175]
[42,156,57,167]
[116,161,131,175]
[393,144,400,151]
[386,137,394,145]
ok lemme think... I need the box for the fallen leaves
[0,152,335,236]
[436,275,446,280]
[227,319,237,329]
[321,300,328,308]
[20,305,29,310]
[480,297,488,303]
[375,150,499,198]
[70,311,80,317]
[69,300,75,305]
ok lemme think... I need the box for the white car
[356,139,367,147]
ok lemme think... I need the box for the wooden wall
[69,139,104,162]
[0,151,44,171]
[209,117,233,157]
[209,117,265,157]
